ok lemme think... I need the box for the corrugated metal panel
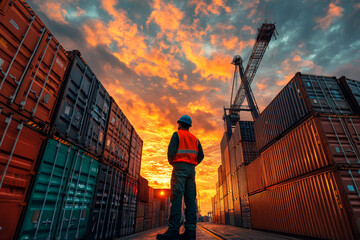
[220,132,228,154]
[237,165,248,198]
[135,217,144,233]
[249,169,359,240]
[246,156,265,195]
[338,77,360,114]
[119,174,137,236]
[0,105,47,240]
[256,116,360,189]
[86,163,125,239]
[233,198,242,227]
[51,51,97,147]
[19,138,100,240]
[255,72,354,153]
[229,139,236,174]
[137,176,149,203]
[344,117,360,153]
[224,145,230,176]
[128,129,142,180]
[231,172,239,200]
[83,81,111,156]
[228,209,235,226]
[0,0,69,130]
[240,195,251,228]
[103,99,129,170]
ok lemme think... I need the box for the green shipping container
[19,138,100,240]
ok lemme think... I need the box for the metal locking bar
[56,149,81,240]
[32,43,59,116]
[0,112,13,147]
[9,26,47,103]
[33,141,62,239]
[65,64,88,135]
[0,15,35,90]
[75,157,94,239]
[0,121,22,188]
[64,151,86,239]
[20,35,52,109]
[99,166,115,239]
[94,164,110,239]
[47,145,73,240]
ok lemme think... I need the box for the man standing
[157,115,204,240]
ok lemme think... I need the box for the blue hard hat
[177,115,192,126]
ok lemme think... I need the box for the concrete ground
[117,222,302,240]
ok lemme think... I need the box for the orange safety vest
[173,130,199,165]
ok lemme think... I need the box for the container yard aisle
[117,223,303,240]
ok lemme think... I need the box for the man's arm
[167,132,179,165]
[197,141,204,165]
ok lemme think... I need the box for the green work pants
[169,162,197,231]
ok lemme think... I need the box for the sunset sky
[29,0,360,215]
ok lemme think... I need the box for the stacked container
[214,120,257,229]
[0,0,145,239]
[0,0,69,238]
[213,73,360,240]
[135,178,170,232]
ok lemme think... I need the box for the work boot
[156,228,180,240]
[179,230,196,240]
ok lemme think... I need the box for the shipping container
[103,99,131,170]
[135,217,144,233]
[50,51,97,148]
[338,76,360,114]
[235,141,257,167]
[152,199,160,228]
[254,73,354,153]
[0,0,69,131]
[220,131,228,154]
[119,174,138,236]
[246,156,265,195]
[231,172,239,200]
[229,140,237,174]
[86,163,125,239]
[83,81,111,156]
[249,168,360,239]
[248,116,360,191]
[144,218,152,230]
[217,165,222,184]
[128,129,142,180]
[138,176,149,203]
[237,165,248,198]
[233,121,256,143]
[240,195,251,228]
[0,105,47,240]
[233,198,242,227]
[224,145,230,176]
[19,138,100,240]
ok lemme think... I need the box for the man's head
[177,115,192,130]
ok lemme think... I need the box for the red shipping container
[0,105,46,240]
[0,0,69,130]
[246,155,265,195]
[252,116,360,189]
[249,168,360,240]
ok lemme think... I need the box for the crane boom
[231,23,276,112]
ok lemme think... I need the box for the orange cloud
[147,0,184,34]
[315,3,344,30]
[38,2,68,24]
[189,0,231,16]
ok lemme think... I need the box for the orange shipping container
[249,168,360,240]
[0,0,69,131]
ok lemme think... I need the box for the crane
[223,22,277,136]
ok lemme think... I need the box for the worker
[157,115,204,240]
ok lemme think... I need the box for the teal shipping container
[18,138,100,240]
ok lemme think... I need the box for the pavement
[117,222,302,240]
